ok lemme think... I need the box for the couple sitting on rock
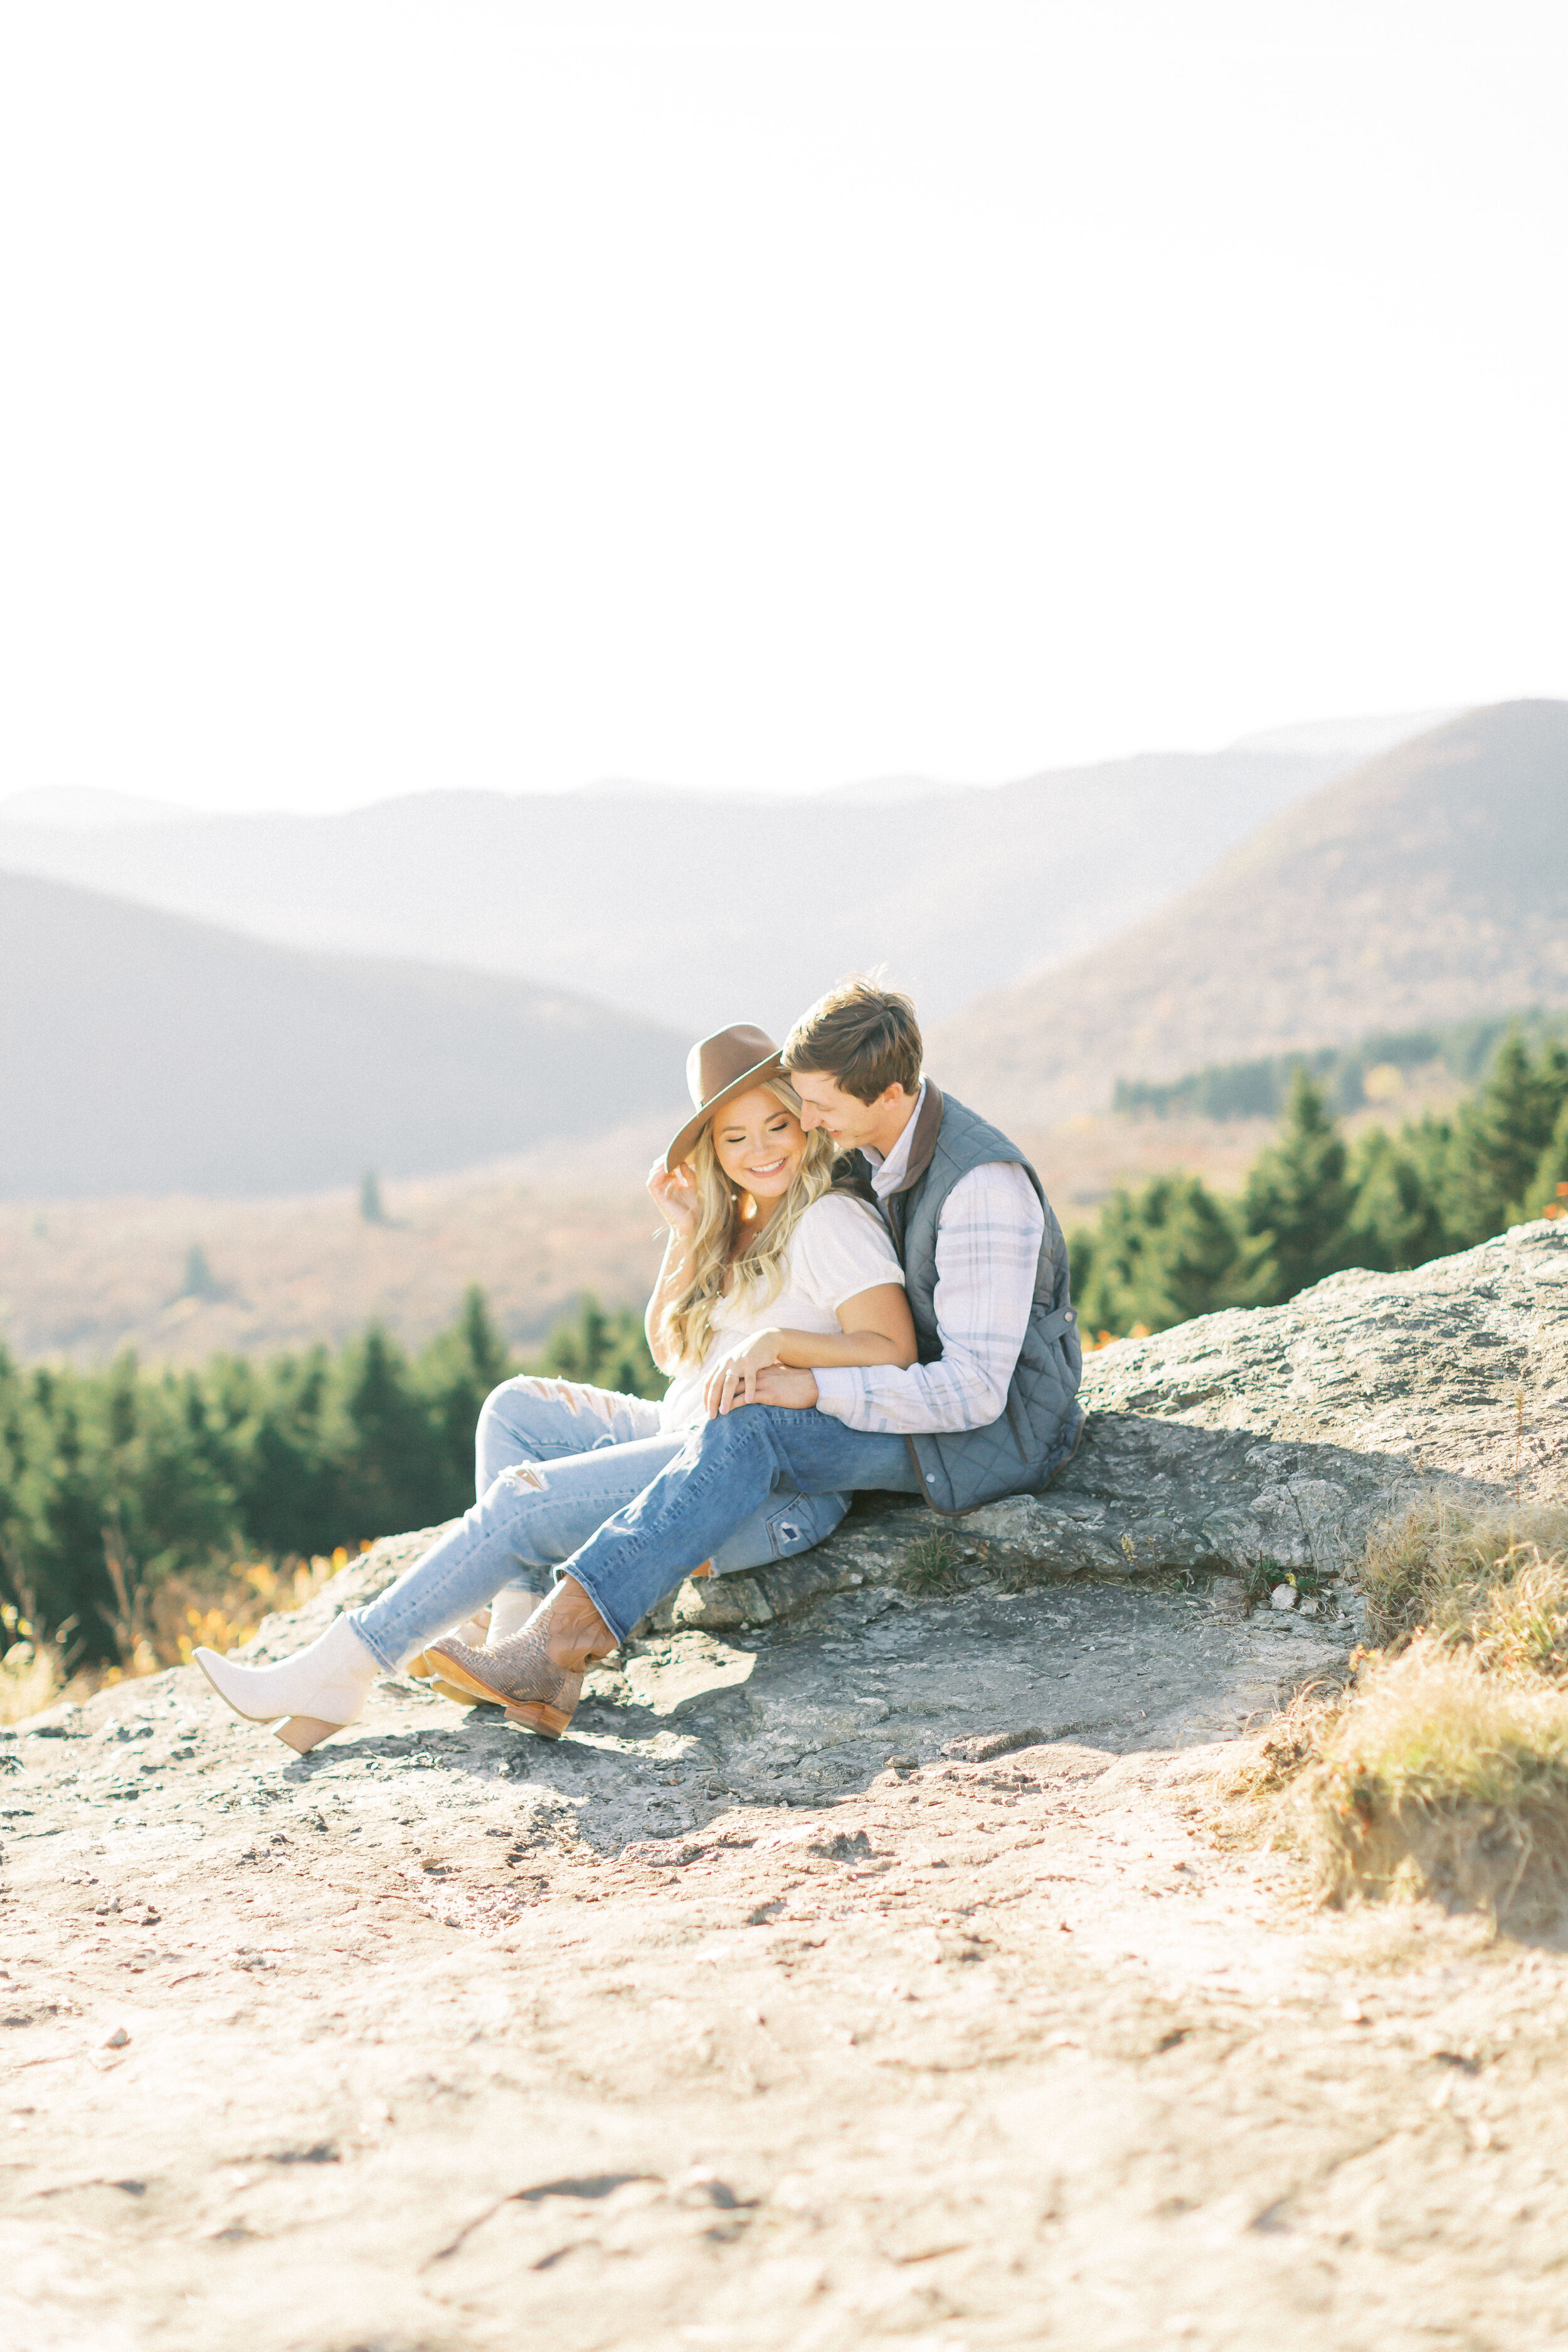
[197,979,1084,1752]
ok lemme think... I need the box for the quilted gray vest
[874,1086,1083,1515]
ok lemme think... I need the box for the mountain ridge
[930,701,1568,1128]
[0,746,1371,1035]
[0,871,686,1198]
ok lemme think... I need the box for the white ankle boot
[194,1614,381,1754]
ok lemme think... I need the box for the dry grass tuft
[0,1602,65,1727]
[1219,1678,1350,1808]
[1362,1496,1568,1651]
[1296,1636,1568,1924]
[1466,1552,1568,1683]
[154,1554,344,1671]
[0,1553,347,1724]
[1229,1500,1568,1925]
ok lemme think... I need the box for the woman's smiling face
[710,1088,807,1202]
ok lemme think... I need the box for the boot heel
[275,1715,344,1754]
[504,1702,571,1740]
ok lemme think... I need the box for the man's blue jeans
[560,1402,921,1647]
[348,1376,911,1671]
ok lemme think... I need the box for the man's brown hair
[783,977,923,1104]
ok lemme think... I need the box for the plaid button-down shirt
[813,1087,1044,1434]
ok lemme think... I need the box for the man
[426,977,1083,1727]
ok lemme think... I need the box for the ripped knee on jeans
[502,1462,548,1492]
[513,1376,618,1422]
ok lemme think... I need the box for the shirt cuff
[812,1367,859,1422]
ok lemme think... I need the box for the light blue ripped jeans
[348,1375,850,1672]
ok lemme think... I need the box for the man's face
[789,1067,904,1153]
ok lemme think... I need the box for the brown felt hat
[663,1024,785,1173]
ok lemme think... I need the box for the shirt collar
[864,1079,927,1200]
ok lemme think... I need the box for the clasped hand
[703,1333,818,1416]
[703,1329,781,1417]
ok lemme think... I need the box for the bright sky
[3,1,1565,812]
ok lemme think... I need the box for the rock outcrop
[942,1212,1565,1594]
[255,1219,1565,1650]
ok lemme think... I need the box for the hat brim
[663,1050,787,1173]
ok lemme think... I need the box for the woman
[194,1024,914,1751]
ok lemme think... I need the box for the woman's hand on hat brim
[648,1158,699,1236]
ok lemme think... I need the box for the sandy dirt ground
[4,1571,1564,2352]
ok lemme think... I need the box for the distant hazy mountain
[0,747,1376,1035]
[1226,707,1461,762]
[930,702,1568,1130]
[0,786,193,830]
[0,873,686,1198]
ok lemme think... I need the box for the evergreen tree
[1523,1096,1568,1223]
[0,1349,40,1623]
[1239,1071,1357,1305]
[1073,1175,1240,1335]
[1443,1034,1568,1246]
[1143,1177,1244,1324]
[458,1285,511,1392]
[1068,1199,1135,1339]
[24,1394,114,1650]
[334,1325,445,1542]
[540,1294,659,1396]
[607,1310,662,1399]
[545,1296,611,1383]
[359,1170,389,1225]
[417,1286,515,1508]
[1349,1128,1447,1271]
[181,1244,221,1300]
[1401,1113,1459,1241]
[230,1348,338,1557]
[1066,1226,1095,1318]
[93,1365,239,1588]
[9,1358,241,1660]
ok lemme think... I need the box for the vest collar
[882,1079,945,1197]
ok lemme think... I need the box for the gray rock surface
[1081,1216,1566,1491]
[929,1216,1565,1599]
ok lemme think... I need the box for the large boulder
[679,1219,1565,1628]
[248,1221,1567,1651]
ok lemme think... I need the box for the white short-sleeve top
[659,1191,905,1432]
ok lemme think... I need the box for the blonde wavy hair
[661,1078,839,1368]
